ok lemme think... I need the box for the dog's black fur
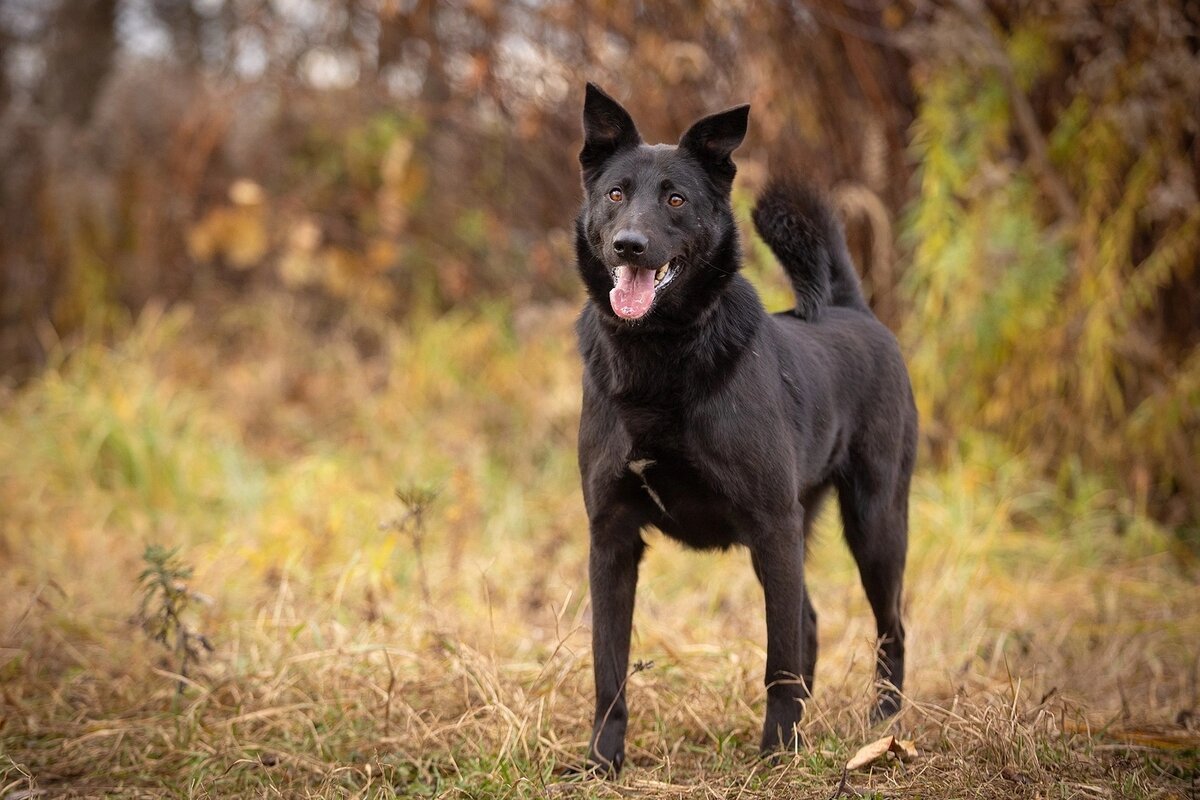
[574,84,917,774]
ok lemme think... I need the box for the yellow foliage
[902,13,1199,533]
[187,204,268,269]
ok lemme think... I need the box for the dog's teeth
[655,264,667,283]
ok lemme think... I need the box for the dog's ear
[580,83,641,184]
[679,104,750,190]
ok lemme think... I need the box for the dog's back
[752,180,914,468]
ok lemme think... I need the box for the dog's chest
[620,449,745,550]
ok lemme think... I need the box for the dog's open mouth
[609,261,678,320]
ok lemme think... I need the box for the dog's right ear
[580,83,641,184]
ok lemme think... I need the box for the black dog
[573,84,917,774]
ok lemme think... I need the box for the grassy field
[1,284,1198,798]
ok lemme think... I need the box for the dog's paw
[555,755,620,781]
[585,748,623,778]
[759,723,806,759]
[757,746,786,766]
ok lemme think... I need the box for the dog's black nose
[612,230,648,257]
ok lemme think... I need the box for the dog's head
[575,83,749,324]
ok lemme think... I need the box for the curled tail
[751,179,868,320]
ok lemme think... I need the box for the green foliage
[294,111,425,204]
[902,13,1200,538]
[138,543,212,691]
[0,310,261,525]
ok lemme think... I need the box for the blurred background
[0,1,1198,793]
[1,0,1196,533]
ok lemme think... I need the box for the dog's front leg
[751,523,809,755]
[587,515,645,776]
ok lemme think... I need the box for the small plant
[384,484,439,607]
[137,544,212,692]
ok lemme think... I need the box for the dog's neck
[578,276,765,409]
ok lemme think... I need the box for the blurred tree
[902,0,1199,534]
[44,0,116,125]
[151,0,206,69]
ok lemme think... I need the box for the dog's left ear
[679,105,750,190]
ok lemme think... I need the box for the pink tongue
[609,266,656,320]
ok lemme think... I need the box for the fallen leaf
[892,738,919,761]
[845,735,920,770]
[846,736,894,770]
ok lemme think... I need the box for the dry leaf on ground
[845,735,919,770]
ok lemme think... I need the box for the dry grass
[1,291,1197,798]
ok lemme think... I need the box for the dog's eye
[667,193,686,208]
[607,188,623,202]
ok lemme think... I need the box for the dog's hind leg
[796,485,828,698]
[837,474,908,723]
[800,585,818,698]
[750,508,811,755]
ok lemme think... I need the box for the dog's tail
[751,179,869,320]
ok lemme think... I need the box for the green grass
[1,294,1197,798]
